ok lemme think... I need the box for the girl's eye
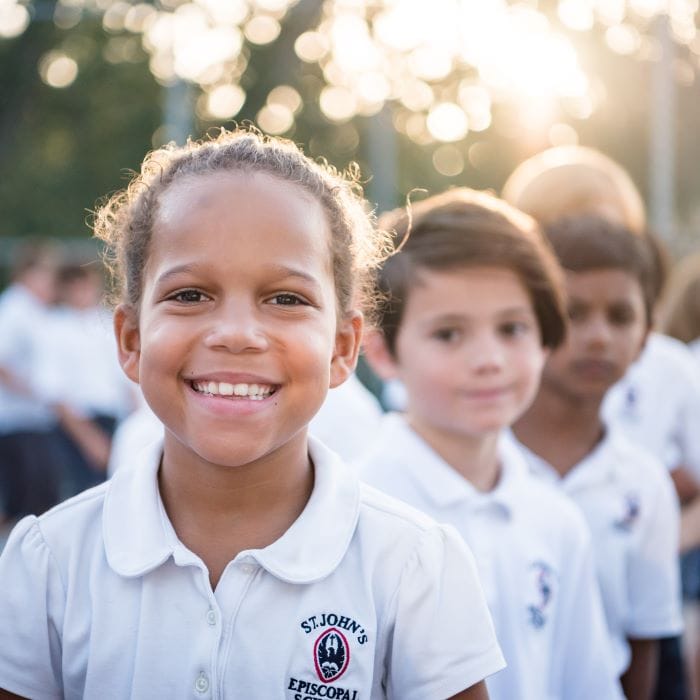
[170,289,207,303]
[269,293,307,306]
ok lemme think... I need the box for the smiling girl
[0,130,503,699]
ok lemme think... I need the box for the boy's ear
[329,311,363,389]
[362,328,400,381]
[114,304,141,384]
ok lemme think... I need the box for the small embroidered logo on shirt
[614,492,640,531]
[314,627,350,683]
[622,386,638,419]
[527,561,554,629]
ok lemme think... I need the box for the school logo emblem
[314,627,350,683]
[614,492,640,532]
[527,560,555,629]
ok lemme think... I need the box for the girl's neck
[158,431,314,588]
[407,416,501,493]
[513,384,604,477]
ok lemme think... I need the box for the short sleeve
[384,524,505,700]
[0,516,65,699]
[626,468,683,638]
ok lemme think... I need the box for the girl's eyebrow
[154,262,323,290]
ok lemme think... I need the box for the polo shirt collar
[377,413,525,516]
[104,436,360,584]
[509,426,616,492]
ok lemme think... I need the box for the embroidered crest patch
[614,492,640,532]
[314,627,350,683]
[527,560,555,629]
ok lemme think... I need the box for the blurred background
[2,0,700,281]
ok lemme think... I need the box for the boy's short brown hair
[544,214,656,325]
[376,188,567,354]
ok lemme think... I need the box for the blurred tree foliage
[1,1,699,253]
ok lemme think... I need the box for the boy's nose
[203,304,269,353]
[468,333,506,373]
[581,315,613,349]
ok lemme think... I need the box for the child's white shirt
[0,436,504,700]
[357,413,623,700]
[309,373,384,461]
[34,305,135,420]
[602,332,700,477]
[513,428,683,676]
[0,284,56,432]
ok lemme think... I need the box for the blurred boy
[513,215,683,700]
[359,190,622,699]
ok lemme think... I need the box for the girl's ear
[329,311,363,389]
[114,304,141,384]
[362,328,400,381]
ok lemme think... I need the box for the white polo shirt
[357,414,622,700]
[0,437,504,700]
[603,333,700,477]
[0,284,55,433]
[35,305,135,420]
[309,373,384,461]
[514,428,683,676]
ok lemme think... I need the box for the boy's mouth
[189,380,277,401]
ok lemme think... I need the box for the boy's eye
[433,328,461,343]
[608,307,636,326]
[567,304,587,322]
[269,293,307,306]
[169,289,207,303]
[499,321,529,337]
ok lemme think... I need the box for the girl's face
[115,171,360,471]
[386,266,547,446]
[542,268,648,404]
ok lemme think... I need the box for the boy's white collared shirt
[0,437,504,700]
[513,427,683,676]
[603,332,700,476]
[357,413,623,700]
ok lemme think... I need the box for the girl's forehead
[147,171,334,275]
[157,170,322,223]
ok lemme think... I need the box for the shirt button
[206,609,217,626]
[240,563,255,575]
[195,673,209,693]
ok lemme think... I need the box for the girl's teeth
[194,381,272,398]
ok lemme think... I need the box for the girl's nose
[203,305,269,353]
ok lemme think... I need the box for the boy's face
[542,267,648,404]
[386,266,547,444]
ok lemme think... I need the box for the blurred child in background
[37,262,136,496]
[360,189,622,699]
[0,241,63,522]
[512,215,682,699]
[503,146,696,699]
